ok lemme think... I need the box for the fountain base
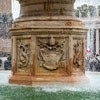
[9,73,88,85]
[9,16,87,85]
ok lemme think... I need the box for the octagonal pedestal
[9,0,87,85]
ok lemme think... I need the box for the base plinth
[9,0,87,86]
[9,74,89,85]
[9,76,32,85]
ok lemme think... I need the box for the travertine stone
[9,0,87,85]
[18,0,75,17]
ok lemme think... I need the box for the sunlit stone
[9,0,87,85]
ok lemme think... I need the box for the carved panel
[73,38,84,70]
[16,38,31,72]
[36,36,69,74]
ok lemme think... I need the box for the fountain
[9,0,87,85]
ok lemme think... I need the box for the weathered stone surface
[18,0,75,17]
[9,0,87,85]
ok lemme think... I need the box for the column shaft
[96,29,99,54]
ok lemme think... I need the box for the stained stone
[9,0,87,85]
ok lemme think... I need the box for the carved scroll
[16,38,30,72]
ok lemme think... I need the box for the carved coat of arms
[37,36,66,71]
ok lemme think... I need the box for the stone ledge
[9,75,89,85]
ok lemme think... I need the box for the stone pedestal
[9,0,87,85]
